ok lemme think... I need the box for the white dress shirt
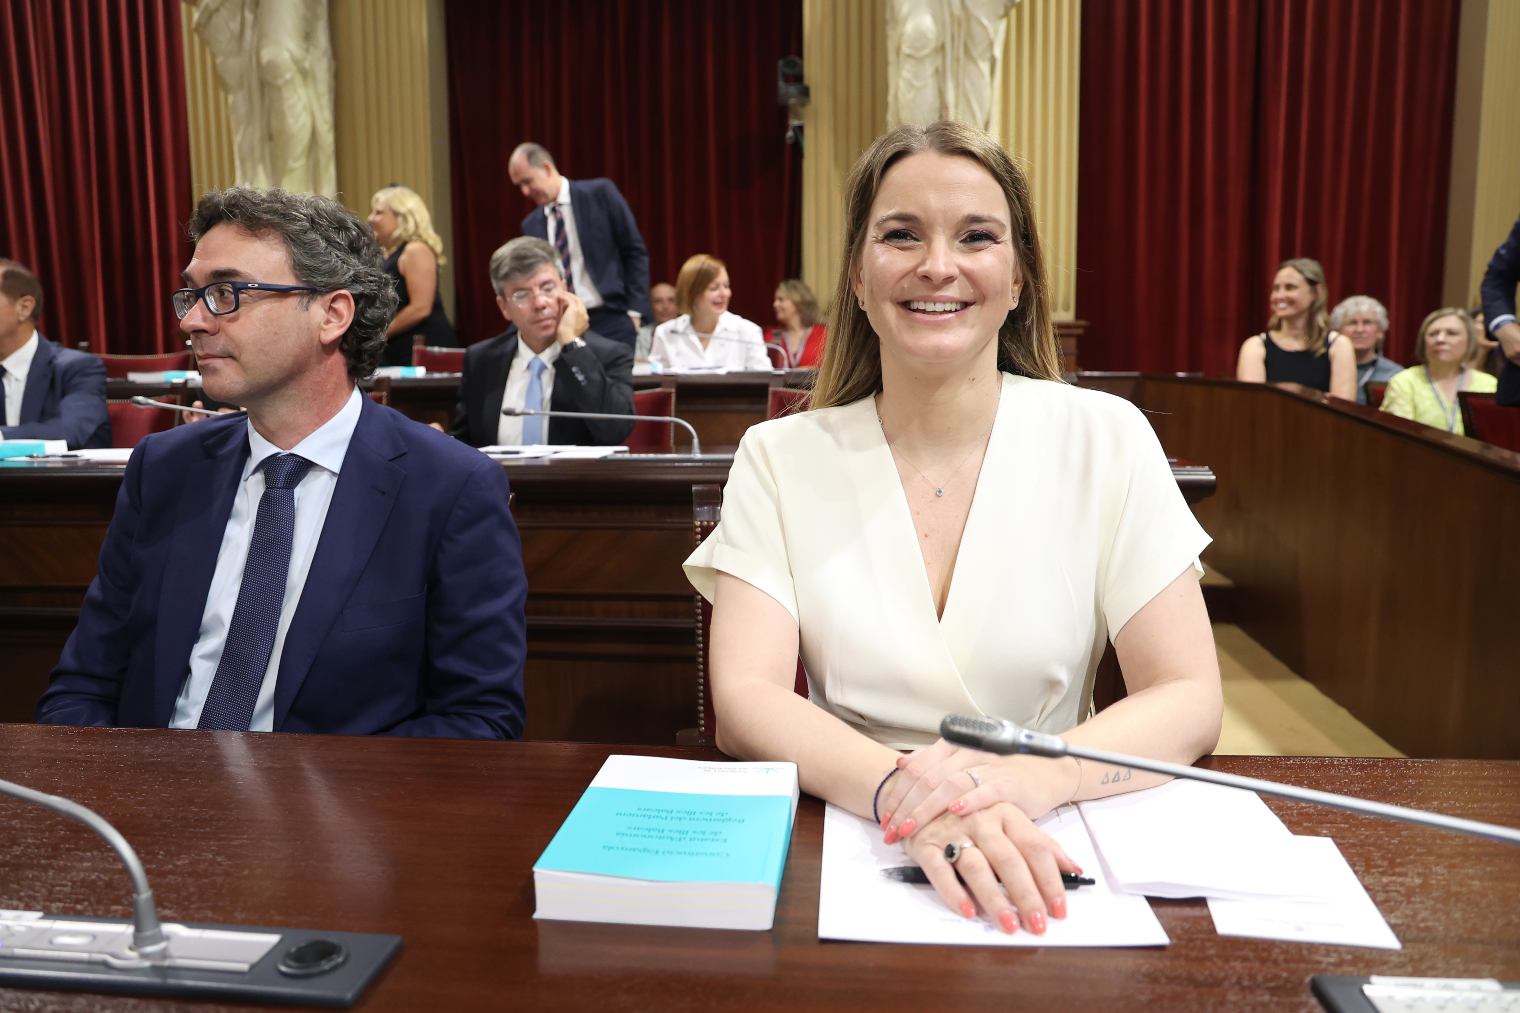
[495,339,563,445]
[171,387,365,731]
[1,332,39,428]
[649,312,771,372]
[685,374,1209,750]
[545,179,605,309]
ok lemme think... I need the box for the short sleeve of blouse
[1098,399,1212,639]
[683,427,799,624]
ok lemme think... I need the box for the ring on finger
[944,841,977,864]
[965,768,982,790]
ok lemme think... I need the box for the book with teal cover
[533,755,799,931]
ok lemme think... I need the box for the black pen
[881,866,1095,889]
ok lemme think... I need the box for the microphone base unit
[0,914,400,1008]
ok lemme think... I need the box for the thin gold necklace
[877,402,996,499]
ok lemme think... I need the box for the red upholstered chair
[624,386,676,453]
[411,336,465,372]
[1364,380,1389,409]
[1460,391,1520,453]
[766,386,809,419]
[765,342,787,369]
[98,350,194,379]
[108,393,180,448]
[682,483,808,746]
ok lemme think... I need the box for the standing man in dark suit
[36,187,527,739]
[0,259,110,449]
[451,237,634,447]
[1480,215,1520,407]
[509,142,649,348]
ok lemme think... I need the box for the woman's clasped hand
[876,739,1083,934]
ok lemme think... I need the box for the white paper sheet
[73,448,136,464]
[1078,779,1326,900]
[1206,835,1400,949]
[818,803,1169,947]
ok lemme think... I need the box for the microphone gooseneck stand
[939,715,1520,846]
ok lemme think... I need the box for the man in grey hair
[451,236,634,447]
[38,187,527,739]
[508,141,650,348]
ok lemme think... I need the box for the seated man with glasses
[37,186,528,739]
[449,237,635,448]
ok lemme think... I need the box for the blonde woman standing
[368,185,457,366]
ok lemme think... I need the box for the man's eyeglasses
[505,279,561,306]
[172,280,324,320]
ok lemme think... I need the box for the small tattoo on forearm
[1098,768,1132,786]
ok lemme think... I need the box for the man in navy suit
[36,187,527,739]
[1480,215,1520,407]
[509,142,650,348]
[0,259,110,449]
[451,237,634,448]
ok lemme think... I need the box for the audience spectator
[1479,216,1520,407]
[0,258,110,448]
[510,142,649,348]
[450,237,633,447]
[635,281,678,364]
[1380,308,1496,435]
[369,185,457,366]
[1236,258,1356,399]
[1329,295,1401,404]
[650,254,770,372]
[771,278,828,368]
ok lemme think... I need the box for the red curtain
[444,0,803,344]
[0,0,192,355]
[1077,0,1461,374]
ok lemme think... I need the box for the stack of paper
[818,804,1169,947]
[1078,780,1399,949]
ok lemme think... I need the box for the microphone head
[129,396,154,408]
[940,714,1069,758]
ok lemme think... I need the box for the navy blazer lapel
[19,336,57,424]
[475,333,517,446]
[154,417,248,724]
[568,180,604,270]
[272,398,405,727]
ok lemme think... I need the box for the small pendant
[934,487,944,497]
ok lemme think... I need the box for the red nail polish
[1028,910,1047,935]
[879,814,891,830]
[883,828,898,845]
[949,799,966,814]
[959,900,976,919]
[998,910,1018,934]
[899,818,916,836]
[1050,895,1067,919]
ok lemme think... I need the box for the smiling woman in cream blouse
[649,254,772,372]
[684,122,1222,938]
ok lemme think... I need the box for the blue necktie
[522,358,547,444]
[198,453,313,731]
[550,205,575,292]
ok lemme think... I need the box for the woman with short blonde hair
[1380,308,1497,434]
[650,254,770,372]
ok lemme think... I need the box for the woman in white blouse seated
[649,254,772,372]
[685,122,1222,937]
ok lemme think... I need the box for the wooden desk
[1077,374,1520,759]
[1,726,1515,1012]
[0,455,1212,744]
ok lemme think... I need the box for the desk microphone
[0,776,399,1003]
[129,395,224,417]
[502,406,703,456]
[939,715,1520,846]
